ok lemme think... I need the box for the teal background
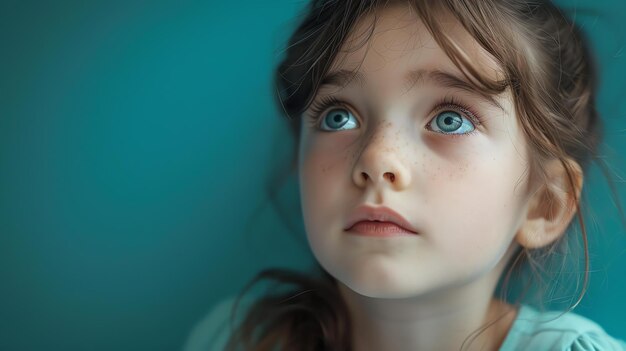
[0,0,624,350]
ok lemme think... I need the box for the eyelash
[308,96,344,119]
[307,95,483,138]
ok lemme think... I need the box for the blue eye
[428,110,475,135]
[319,108,359,131]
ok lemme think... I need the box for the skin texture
[296,3,583,351]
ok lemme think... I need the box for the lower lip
[346,221,417,237]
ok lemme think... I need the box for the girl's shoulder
[500,304,626,351]
[184,297,626,351]
[182,295,255,351]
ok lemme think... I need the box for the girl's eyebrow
[320,68,504,111]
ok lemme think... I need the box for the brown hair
[222,1,624,350]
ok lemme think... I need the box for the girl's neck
[337,254,519,351]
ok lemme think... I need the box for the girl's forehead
[331,3,503,83]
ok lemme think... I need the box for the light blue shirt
[500,304,625,350]
[184,296,626,350]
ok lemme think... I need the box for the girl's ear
[515,158,584,249]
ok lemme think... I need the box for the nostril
[384,172,395,182]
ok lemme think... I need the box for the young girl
[186,0,626,350]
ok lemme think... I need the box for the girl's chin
[337,277,432,299]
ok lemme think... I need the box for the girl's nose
[351,131,412,191]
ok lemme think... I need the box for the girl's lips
[344,204,419,234]
[346,221,417,237]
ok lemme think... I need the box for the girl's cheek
[299,134,353,199]
[429,153,526,262]
[422,130,488,161]
[300,133,358,173]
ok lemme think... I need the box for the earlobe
[515,158,584,249]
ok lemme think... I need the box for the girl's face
[297,5,533,298]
